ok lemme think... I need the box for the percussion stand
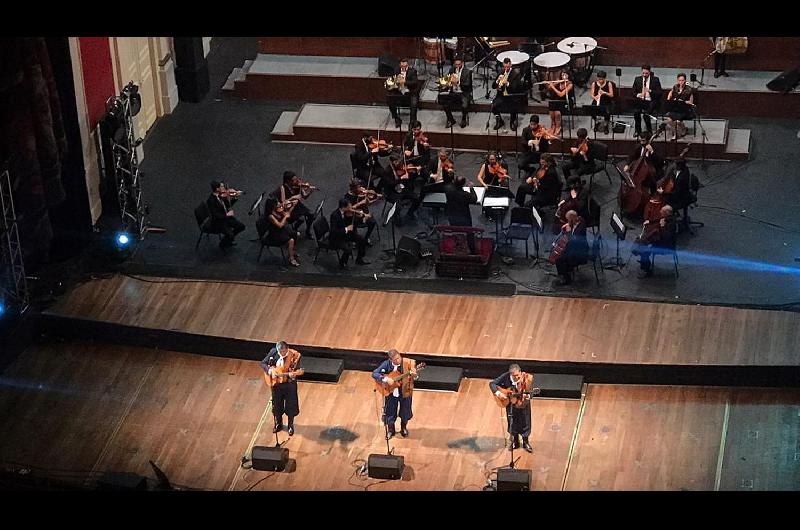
[695,110,709,172]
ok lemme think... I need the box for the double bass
[643,144,691,222]
[618,127,665,217]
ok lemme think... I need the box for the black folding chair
[194,202,224,250]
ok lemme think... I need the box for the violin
[221,187,245,198]
[414,131,429,147]
[369,139,392,152]
[356,186,383,203]
[488,162,509,179]
[441,158,454,172]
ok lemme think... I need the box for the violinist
[590,70,616,134]
[442,57,472,129]
[274,171,316,239]
[623,131,664,192]
[387,58,419,129]
[553,210,589,286]
[554,177,589,234]
[428,148,455,184]
[631,205,676,278]
[491,57,523,131]
[665,73,695,141]
[561,128,595,179]
[520,115,551,176]
[547,70,575,137]
[353,132,391,184]
[259,198,300,267]
[207,180,246,249]
[344,178,380,245]
[631,65,662,139]
[260,341,303,436]
[404,120,432,185]
[477,152,509,188]
[329,198,369,269]
[515,153,561,209]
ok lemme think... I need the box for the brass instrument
[437,72,459,91]
[497,71,510,96]
[385,72,409,94]
[384,75,398,90]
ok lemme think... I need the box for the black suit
[445,183,477,227]
[329,208,366,265]
[388,66,419,122]
[632,215,677,272]
[443,66,473,123]
[626,144,665,190]
[519,126,550,173]
[515,165,561,208]
[555,220,589,279]
[206,193,245,245]
[561,141,597,179]
[353,139,389,184]
[631,75,663,135]
[491,68,524,125]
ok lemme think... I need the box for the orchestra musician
[477,152,509,188]
[631,64,662,139]
[553,210,589,285]
[519,115,551,177]
[590,70,616,134]
[663,159,693,232]
[344,178,379,245]
[561,128,595,179]
[442,57,473,129]
[490,363,535,453]
[428,148,455,184]
[631,205,677,278]
[387,58,419,129]
[623,131,665,192]
[710,37,730,78]
[353,132,391,184]
[491,57,524,131]
[547,70,575,137]
[554,177,589,234]
[404,120,432,186]
[445,175,479,254]
[386,155,422,222]
[329,197,370,268]
[273,170,316,239]
[665,73,695,141]
[259,198,301,267]
[260,341,303,436]
[206,180,246,249]
[372,349,418,439]
[515,153,561,209]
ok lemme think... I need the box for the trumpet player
[207,180,246,249]
[441,57,472,129]
[491,57,523,131]
[631,64,662,139]
[387,58,419,129]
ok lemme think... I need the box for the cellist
[631,205,677,278]
[623,131,665,190]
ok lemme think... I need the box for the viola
[488,162,509,180]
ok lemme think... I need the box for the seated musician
[442,57,473,129]
[489,363,535,453]
[428,148,455,184]
[561,128,595,179]
[329,197,369,268]
[353,131,391,184]
[259,198,300,267]
[491,57,524,131]
[386,155,422,223]
[554,210,589,285]
[515,153,561,209]
[665,73,695,141]
[547,70,575,136]
[387,58,419,129]
[207,180,246,249]
[632,205,677,278]
[631,65,662,139]
[273,170,316,239]
[372,349,418,439]
[520,115,550,177]
[404,120,431,187]
[260,341,303,436]
[477,152,509,188]
[344,178,379,246]
[590,70,616,134]
[554,177,589,234]
[664,159,693,232]
[623,131,665,192]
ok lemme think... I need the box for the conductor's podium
[434,225,493,279]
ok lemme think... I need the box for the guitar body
[494,386,541,408]
[374,362,427,397]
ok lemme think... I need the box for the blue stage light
[116,233,131,247]
[0,300,5,317]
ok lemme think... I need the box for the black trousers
[218,217,245,244]
[633,100,657,134]
[444,92,470,122]
[355,216,377,240]
[507,403,531,438]
[714,52,727,74]
[333,232,367,263]
[388,93,418,122]
[518,151,542,177]
[271,381,299,425]
[289,202,314,235]
[561,158,595,178]
[515,184,555,209]
[491,94,518,124]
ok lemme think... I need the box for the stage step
[534,374,585,400]
[726,129,751,155]
[222,67,241,92]
[414,365,463,392]
[270,103,749,161]
[271,111,299,139]
[301,356,344,384]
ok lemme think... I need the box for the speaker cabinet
[367,454,404,480]
[496,467,531,491]
[252,445,289,471]
[766,68,800,93]
[396,236,421,267]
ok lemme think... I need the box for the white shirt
[643,76,651,101]
[454,67,463,93]
[391,363,401,397]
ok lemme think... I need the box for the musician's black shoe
[288,426,294,436]
[493,118,504,130]
[460,117,468,128]
[273,424,282,433]
[400,423,409,437]
[522,441,533,453]
[394,117,402,128]
[386,428,396,440]
[445,118,456,128]
[509,438,520,451]
[355,258,371,265]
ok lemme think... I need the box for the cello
[618,127,665,218]
[643,144,691,222]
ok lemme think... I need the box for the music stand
[483,185,514,253]
[604,211,627,274]
[248,191,266,217]
[530,205,542,267]
[383,202,398,256]
[582,104,607,140]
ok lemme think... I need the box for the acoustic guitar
[263,367,305,388]
[373,363,427,397]
[494,386,541,408]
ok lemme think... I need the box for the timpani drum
[423,37,444,64]
[533,51,570,81]
[557,37,598,86]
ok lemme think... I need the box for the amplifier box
[496,467,531,491]
[368,454,404,480]
[252,445,289,472]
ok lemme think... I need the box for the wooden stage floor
[1,341,797,491]
[47,274,800,367]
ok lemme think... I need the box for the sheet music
[422,192,447,205]
[469,187,486,203]
[482,196,509,208]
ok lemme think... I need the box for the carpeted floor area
[129,38,800,309]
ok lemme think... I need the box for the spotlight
[0,299,5,318]
[115,232,131,247]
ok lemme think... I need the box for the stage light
[0,299,5,318]
[115,232,131,247]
